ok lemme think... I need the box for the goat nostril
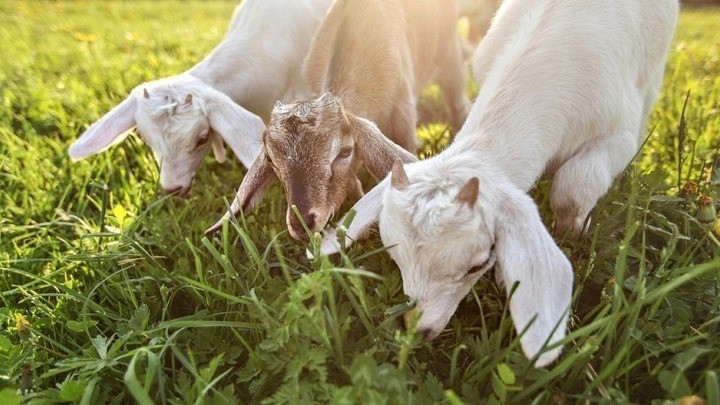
[305,213,316,230]
[165,185,190,197]
[289,212,316,231]
[165,186,183,195]
[290,227,310,241]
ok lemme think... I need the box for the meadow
[1,1,719,403]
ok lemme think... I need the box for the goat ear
[494,186,573,367]
[68,96,137,160]
[205,150,275,236]
[206,90,265,169]
[211,134,227,164]
[351,115,418,180]
[391,159,409,190]
[313,179,389,257]
[455,177,479,207]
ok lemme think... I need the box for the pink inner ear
[391,159,409,190]
[455,177,479,207]
[69,96,138,160]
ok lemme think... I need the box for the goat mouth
[164,186,191,198]
[321,212,334,229]
[420,328,442,341]
[289,228,310,242]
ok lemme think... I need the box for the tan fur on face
[266,97,363,240]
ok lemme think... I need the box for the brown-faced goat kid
[206,0,469,240]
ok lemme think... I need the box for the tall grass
[1,2,719,403]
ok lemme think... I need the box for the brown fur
[208,0,470,240]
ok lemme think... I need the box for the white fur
[69,0,333,193]
[320,0,679,367]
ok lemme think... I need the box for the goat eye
[336,147,353,160]
[466,264,485,277]
[466,254,494,277]
[266,155,278,170]
[195,132,210,149]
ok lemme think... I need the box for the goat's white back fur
[320,0,679,367]
[69,0,333,193]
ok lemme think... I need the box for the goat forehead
[270,127,335,162]
[167,115,205,138]
[384,193,490,256]
[139,100,204,136]
[383,208,463,261]
[390,187,459,231]
[273,99,318,119]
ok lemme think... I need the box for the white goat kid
[319,0,679,367]
[68,0,333,195]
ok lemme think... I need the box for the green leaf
[91,335,111,359]
[60,380,86,402]
[348,354,378,387]
[128,304,149,332]
[491,372,507,403]
[670,347,709,370]
[331,387,356,405]
[0,335,12,351]
[707,371,719,405]
[497,363,516,385]
[658,370,692,397]
[487,394,502,405]
[66,320,98,333]
[366,389,386,404]
[124,350,155,405]
[0,388,21,405]
[444,390,464,405]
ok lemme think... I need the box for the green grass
[1,1,719,403]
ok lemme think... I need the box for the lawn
[1,1,719,403]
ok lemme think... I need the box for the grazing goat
[206,0,469,240]
[317,0,679,367]
[68,0,333,196]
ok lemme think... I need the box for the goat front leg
[388,93,419,153]
[437,34,471,133]
[550,130,638,238]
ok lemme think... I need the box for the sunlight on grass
[1,2,719,403]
